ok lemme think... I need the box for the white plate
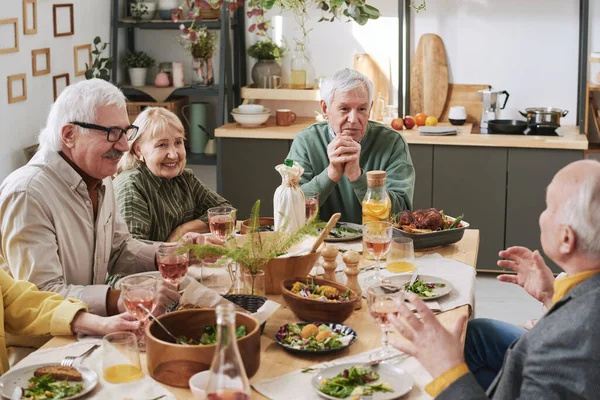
[114,271,194,290]
[312,362,413,399]
[0,363,98,399]
[386,274,454,300]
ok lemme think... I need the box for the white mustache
[103,150,124,159]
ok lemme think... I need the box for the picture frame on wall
[23,0,37,35]
[53,4,74,37]
[73,44,92,77]
[7,74,27,104]
[32,48,50,76]
[0,18,19,55]
[53,73,70,101]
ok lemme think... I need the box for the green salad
[327,223,362,239]
[318,366,393,398]
[276,323,354,352]
[179,325,247,345]
[23,375,84,400]
[404,279,446,298]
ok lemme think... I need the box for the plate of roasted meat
[392,208,469,249]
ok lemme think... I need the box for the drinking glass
[120,275,158,349]
[303,191,319,221]
[156,243,189,286]
[386,237,415,273]
[363,221,394,286]
[243,269,265,296]
[367,284,404,360]
[102,332,143,384]
[208,206,237,242]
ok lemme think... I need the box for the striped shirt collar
[138,163,165,191]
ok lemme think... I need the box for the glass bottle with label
[205,304,251,400]
[362,170,392,260]
[290,44,307,89]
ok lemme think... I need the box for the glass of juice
[156,243,189,286]
[102,332,143,384]
[386,237,415,273]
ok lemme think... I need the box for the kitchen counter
[215,118,588,150]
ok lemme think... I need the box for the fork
[61,344,100,367]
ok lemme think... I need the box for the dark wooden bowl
[145,309,261,388]
[240,217,275,234]
[280,277,358,324]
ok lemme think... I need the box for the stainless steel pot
[519,107,569,127]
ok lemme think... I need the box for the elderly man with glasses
[0,79,192,328]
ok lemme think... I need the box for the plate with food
[392,208,469,249]
[312,363,413,399]
[275,322,357,354]
[387,274,453,300]
[0,364,98,400]
[324,222,362,242]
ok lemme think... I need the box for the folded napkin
[14,340,176,400]
[180,279,280,326]
[252,347,434,400]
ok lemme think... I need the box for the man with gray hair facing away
[0,79,184,321]
[286,68,415,224]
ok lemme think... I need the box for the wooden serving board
[439,83,491,125]
[354,54,390,120]
[410,34,449,119]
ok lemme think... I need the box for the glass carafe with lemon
[362,171,392,260]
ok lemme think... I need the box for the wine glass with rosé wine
[208,206,237,242]
[362,221,393,286]
[156,243,190,287]
[367,283,404,360]
[119,275,158,350]
[303,191,320,222]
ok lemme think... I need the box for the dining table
[33,229,480,399]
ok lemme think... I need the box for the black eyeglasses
[71,122,139,142]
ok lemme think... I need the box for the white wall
[0,1,111,180]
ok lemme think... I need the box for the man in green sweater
[286,68,415,224]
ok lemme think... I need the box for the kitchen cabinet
[432,146,508,272]
[218,138,290,219]
[409,144,433,209]
[505,148,583,274]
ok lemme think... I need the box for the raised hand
[389,292,467,378]
[341,139,362,182]
[497,246,555,308]
[71,311,140,336]
[327,136,359,182]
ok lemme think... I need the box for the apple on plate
[391,118,404,130]
[403,116,416,129]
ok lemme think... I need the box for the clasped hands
[327,135,362,182]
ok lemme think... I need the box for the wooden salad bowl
[280,277,358,323]
[235,232,323,295]
[240,217,275,234]
[145,309,261,388]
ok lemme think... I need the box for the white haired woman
[286,68,415,224]
[114,107,231,242]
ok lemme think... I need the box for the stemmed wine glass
[120,275,158,350]
[363,221,393,286]
[304,191,319,222]
[156,243,189,287]
[367,283,404,360]
[207,206,237,242]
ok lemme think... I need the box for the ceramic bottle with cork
[205,303,251,400]
[362,170,391,260]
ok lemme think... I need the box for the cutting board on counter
[439,83,491,125]
[410,34,448,119]
[354,54,390,119]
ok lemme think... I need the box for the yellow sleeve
[0,269,87,336]
[425,362,470,398]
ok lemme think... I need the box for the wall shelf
[121,85,224,98]
[117,19,235,30]
[241,84,320,102]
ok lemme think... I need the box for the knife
[11,386,22,400]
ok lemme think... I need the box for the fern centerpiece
[182,200,324,295]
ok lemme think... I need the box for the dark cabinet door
[409,144,433,210]
[433,146,508,271]
[218,138,291,219]
[506,149,583,274]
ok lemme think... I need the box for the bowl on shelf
[237,104,265,114]
[240,217,275,234]
[145,309,261,388]
[231,108,271,127]
[280,277,358,323]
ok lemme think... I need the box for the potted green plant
[121,50,156,87]
[248,39,286,88]
[179,25,217,85]
[130,0,157,21]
